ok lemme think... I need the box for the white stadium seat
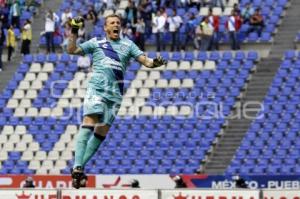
[22,134,33,143]
[39,107,51,117]
[182,79,194,88]
[169,79,181,88]
[140,106,153,116]
[28,160,41,170]
[15,125,26,135]
[25,90,37,99]
[149,71,160,80]
[156,79,168,88]
[138,88,150,98]
[13,90,25,99]
[179,61,191,70]
[31,80,43,90]
[27,107,38,117]
[191,61,203,70]
[37,72,48,81]
[19,81,30,90]
[14,107,26,117]
[34,151,47,160]
[48,151,59,160]
[0,151,8,161]
[24,73,36,81]
[166,106,178,116]
[7,99,19,108]
[203,60,216,70]
[30,63,42,72]
[166,61,178,70]
[19,99,31,108]
[28,142,40,151]
[15,142,27,151]
[1,126,14,135]
[143,79,155,88]
[22,151,33,161]
[42,62,54,72]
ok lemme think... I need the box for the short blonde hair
[104,14,121,25]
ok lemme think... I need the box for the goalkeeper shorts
[83,86,120,126]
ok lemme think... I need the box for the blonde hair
[104,14,121,25]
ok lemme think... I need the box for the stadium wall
[1,188,299,199]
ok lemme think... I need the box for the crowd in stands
[0,0,41,72]
[51,0,266,56]
[122,0,265,51]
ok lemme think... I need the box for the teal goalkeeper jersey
[79,37,144,103]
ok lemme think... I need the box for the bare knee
[94,124,110,137]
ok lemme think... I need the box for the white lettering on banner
[96,175,176,189]
[161,190,260,199]
[0,190,57,199]
[61,189,158,199]
[211,181,259,189]
[263,189,300,199]
[267,181,300,189]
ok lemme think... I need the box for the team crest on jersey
[120,44,128,52]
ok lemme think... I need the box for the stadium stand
[39,0,288,49]
[0,50,258,174]
[226,50,300,175]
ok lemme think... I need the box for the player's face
[105,17,121,40]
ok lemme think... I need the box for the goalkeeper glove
[71,16,84,35]
[153,56,167,68]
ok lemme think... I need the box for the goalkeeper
[67,14,167,189]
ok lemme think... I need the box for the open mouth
[113,29,119,34]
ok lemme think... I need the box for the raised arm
[137,54,167,68]
[67,17,84,55]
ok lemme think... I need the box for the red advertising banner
[0,189,57,199]
[61,189,158,199]
[160,189,260,199]
[263,190,300,199]
[0,175,96,188]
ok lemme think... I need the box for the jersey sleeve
[129,40,144,59]
[79,37,97,55]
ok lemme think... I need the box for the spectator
[85,11,97,40]
[9,0,20,29]
[61,22,71,52]
[233,3,241,14]
[77,55,91,72]
[226,9,242,50]
[183,13,198,50]
[77,23,86,45]
[134,18,145,51]
[248,8,265,37]
[61,8,73,26]
[122,23,134,40]
[200,16,213,51]
[172,175,187,188]
[138,0,152,38]
[152,10,166,52]
[23,176,35,188]
[125,0,138,28]
[44,9,58,53]
[0,3,10,29]
[208,7,220,50]
[212,0,225,11]
[241,3,254,24]
[0,23,5,71]
[6,24,16,61]
[25,0,39,15]
[167,8,183,52]
[21,19,32,55]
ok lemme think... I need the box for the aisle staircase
[203,0,300,174]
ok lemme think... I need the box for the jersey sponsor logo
[102,43,108,49]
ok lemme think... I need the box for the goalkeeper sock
[82,133,106,167]
[73,126,93,169]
